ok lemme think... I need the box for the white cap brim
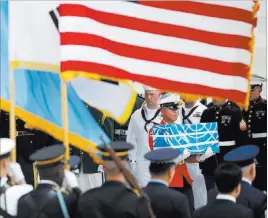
[0,138,15,157]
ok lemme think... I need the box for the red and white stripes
[59,1,258,107]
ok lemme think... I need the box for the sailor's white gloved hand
[196,147,214,162]
[8,162,25,184]
[62,170,79,191]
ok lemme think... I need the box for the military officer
[114,94,144,141]
[200,99,248,192]
[148,94,212,214]
[17,144,80,218]
[194,163,254,218]
[143,148,191,218]
[127,85,162,187]
[0,138,33,218]
[208,145,267,218]
[76,141,150,218]
[242,75,267,191]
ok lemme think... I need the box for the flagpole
[61,79,70,170]
[9,64,16,184]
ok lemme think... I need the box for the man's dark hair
[38,163,65,186]
[214,163,242,193]
[149,163,175,176]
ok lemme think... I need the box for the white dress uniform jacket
[179,101,208,209]
[0,177,33,217]
[127,106,162,187]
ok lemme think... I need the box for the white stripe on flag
[61,45,249,92]
[60,16,251,65]
[63,1,253,37]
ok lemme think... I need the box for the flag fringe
[0,98,103,165]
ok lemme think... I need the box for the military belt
[16,131,34,137]
[115,129,128,136]
[219,140,235,146]
[252,133,267,138]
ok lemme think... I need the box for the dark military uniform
[143,148,191,218]
[194,197,254,218]
[76,141,150,218]
[17,183,79,218]
[200,101,248,191]
[17,145,80,218]
[77,181,149,218]
[208,181,266,218]
[0,111,56,186]
[114,94,144,141]
[242,97,267,191]
[208,145,267,218]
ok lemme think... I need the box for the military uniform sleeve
[256,193,267,218]
[245,208,255,218]
[173,194,191,218]
[127,114,138,161]
[200,109,210,123]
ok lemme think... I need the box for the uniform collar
[216,194,236,203]
[150,179,168,187]
[103,180,125,187]
[242,177,252,185]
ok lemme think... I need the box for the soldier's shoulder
[79,187,103,203]
[131,108,142,117]
[261,98,267,104]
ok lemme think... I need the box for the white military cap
[0,138,15,159]
[143,85,158,91]
[250,74,266,85]
[160,93,181,109]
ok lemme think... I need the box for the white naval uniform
[0,177,33,217]
[179,101,208,209]
[127,106,162,187]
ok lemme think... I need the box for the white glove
[8,162,25,184]
[176,149,191,164]
[62,170,78,191]
[196,147,215,162]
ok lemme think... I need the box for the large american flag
[59,1,258,108]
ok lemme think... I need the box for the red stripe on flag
[59,4,251,49]
[61,32,249,78]
[61,61,246,104]
[140,1,255,25]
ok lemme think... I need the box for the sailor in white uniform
[179,100,208,209]
[0,138,33,218]
[127,85,162,187]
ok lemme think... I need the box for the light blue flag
[0,0,110,162]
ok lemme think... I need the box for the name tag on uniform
[152,123,219,155]
[193,112,202,117]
